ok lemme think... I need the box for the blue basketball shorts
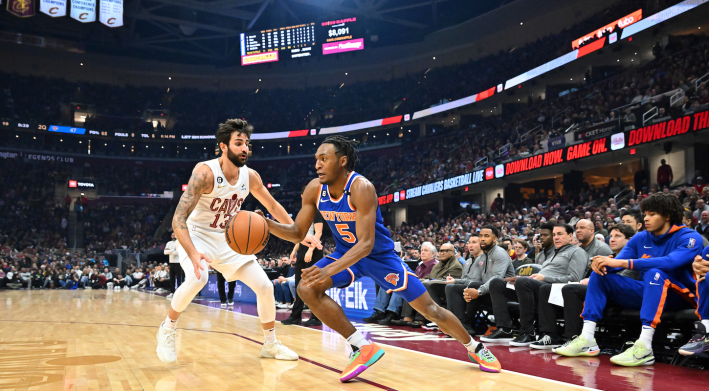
[314,250,427,303]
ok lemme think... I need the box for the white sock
[582,321,596,341]
[346,330,372,352]
[463,337,481,352]
[164,315,178,330]
[264,327,277,344]
[639,326,654,349]
[702,319,709,330]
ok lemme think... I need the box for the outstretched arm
[263,179,320,244]
[249,169,294,225]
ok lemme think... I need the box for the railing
[612,88,681,115]
[670,89,685,107]
[643,107,658,126]
[520,124,543,143]
[564,123,578,134]
[695,71,709,91]
[614,185,634,205]
[498,143,512,157]
[381,168,420,194]
[474,156,489,169]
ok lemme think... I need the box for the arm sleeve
[477,254,512,296]
[457,260,481,286]
[628,233,702,272]
[544,249,587,283]
[164,242,174,255]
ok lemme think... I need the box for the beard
[226,147,247,167]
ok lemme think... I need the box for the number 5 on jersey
[335,224,356,243]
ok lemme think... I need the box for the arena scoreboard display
[239,17,364,66]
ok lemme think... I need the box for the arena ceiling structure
[0,0,514,64]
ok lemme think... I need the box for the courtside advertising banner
[70,0,95,22]
[7,0,36,17]
[39,0,66,17]
[99,0,122,27]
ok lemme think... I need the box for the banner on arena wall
[573,120,619,141]
[547,136,565,150]
[70,0,95,22]
[7,0,35,17]
[39,0,66,17]
[99,0,122,27]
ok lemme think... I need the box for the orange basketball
[224,211,270,255]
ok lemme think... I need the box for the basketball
[224,211,270,255]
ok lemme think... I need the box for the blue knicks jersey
[317,172,394,256]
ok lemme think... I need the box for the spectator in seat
[391,242,443,328]
[576,219,614,261]
[555,193,702,367]
[533,224,637,350]
[512,239,533,269]
[696,211,709,243]
[446,230,513,335]
[621,209,644,232]
[533,223,556,264]
[422,242,464,310]
[657,159,673,190]
[482,223,587,346]
[693,198,709,219]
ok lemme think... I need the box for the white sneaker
[261,340,299,361]
[227,300,234,306]
[156,322,177,363]
[166,293,174,299]
[114,286,120,291]
[287,304,293,309]
[276,303,288,309]
[130,285,138,290]
[155,288,164,293]
[123,286,130,291]
[221,303,227,309]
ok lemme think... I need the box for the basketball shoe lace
[476,345,496,363]
[161,327,176,350]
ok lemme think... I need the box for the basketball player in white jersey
[156,119,321,363]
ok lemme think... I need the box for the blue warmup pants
[582,268,696,328]
[696,278,709,320]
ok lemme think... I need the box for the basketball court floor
[0,289,705,391]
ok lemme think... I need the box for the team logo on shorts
[384,273,400,286]
[687,238,696,249]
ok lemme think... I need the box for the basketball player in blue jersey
[261,136,501,381]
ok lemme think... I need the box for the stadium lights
[345,73,348,75]
[259,79,261,81]
[60,139,63,142]
[33,136,36,139]
[79,141,82,144]
[15,135,18,138]
[520,22,523,25]
[433,57,435,60]
[168,77,171,80]
[104,143,107,146]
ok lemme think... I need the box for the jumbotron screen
[239,17,364,66]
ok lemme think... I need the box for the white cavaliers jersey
[186,158,250,233]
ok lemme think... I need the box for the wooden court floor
[0,290,591,391]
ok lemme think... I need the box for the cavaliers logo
[384,273,399,286]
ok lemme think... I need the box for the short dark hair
[554,223,574,235]
[468,233,480,239]
[609,224,635,239]
[540,222,556,233]
[480,225,499,238]
[322,135,360,172]
[639,193,684,226]
[514,239,529,250]
[621,209,644,228]
[216,119,253,154]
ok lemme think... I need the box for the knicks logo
[384,273,399,286]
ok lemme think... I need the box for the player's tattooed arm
[173,164,212,230]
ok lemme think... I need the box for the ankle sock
[582,321,596,341]
[346,330,372,352]
[639,326,655,350]
[463,337,481,352]
[164,315,178,330]
[264,327,277,344]
[701,319,709,330]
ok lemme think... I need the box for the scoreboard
[240,17,364,66]
[240,22,316,66]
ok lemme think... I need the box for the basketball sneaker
[340,343,385,382]
[261,340,299,361]
[553,335,600,357]
[678,321,709,356]
[156,322,177,364]
[609,340,654,367]
[467,344,501,373]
